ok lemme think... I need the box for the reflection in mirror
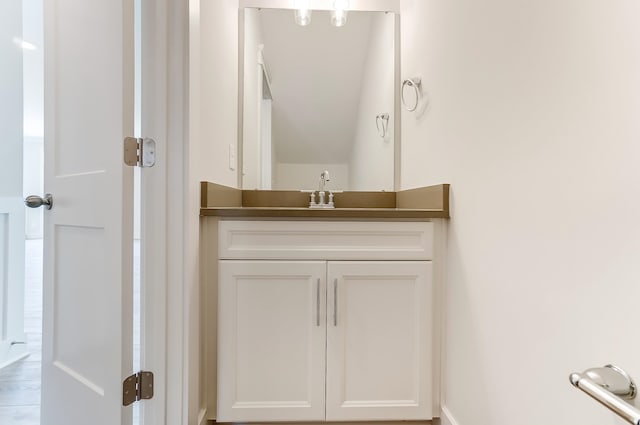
[241,8,396,191]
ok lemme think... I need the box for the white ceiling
[259,9,373,164]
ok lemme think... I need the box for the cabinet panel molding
[217,260,327,422]
[219,220,433,260]
[326,261,433,421]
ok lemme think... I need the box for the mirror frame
[237,0,401,191]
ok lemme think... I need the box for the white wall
[0,0,27,370]
[349,12,394,191]
[261,98,273,188]
[242,8,263,189]
[189,0,239,422]
[195,0,240,189]
[23,137,43,239]
[22,0,44,239]
[274,163,349,191]
[401,1,640,424]
[1,3,24,199]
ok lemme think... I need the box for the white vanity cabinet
[218,260,328,422]
[216,220,438,423]
[326,261,432,421]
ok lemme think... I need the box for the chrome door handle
[25,194,53,210]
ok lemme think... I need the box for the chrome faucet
[319,170,330,192]
[318,170,331,206]
[302,171,336,208]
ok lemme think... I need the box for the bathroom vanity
[200,182,449,423]
[191,1,446,423]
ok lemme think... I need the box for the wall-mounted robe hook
[376,113,389,138]
[401,78,422,112]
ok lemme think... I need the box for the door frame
[146,0,211,423]
[141,0,203,423]
[139,0,165,423]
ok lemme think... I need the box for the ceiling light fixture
[331,0,349,27]
[294,0,312,26]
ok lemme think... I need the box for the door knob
[25,194,53,210]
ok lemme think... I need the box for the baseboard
[0,342,30,370]
[440,406,459,425]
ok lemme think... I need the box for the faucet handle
[301,190,316,207]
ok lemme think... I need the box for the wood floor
[0,239,140,424]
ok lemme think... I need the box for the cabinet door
[218,260,326,422]
[326,261,433,421]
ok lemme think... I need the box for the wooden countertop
[200,207,447,219]
[200,182,450,220]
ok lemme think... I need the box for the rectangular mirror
[240,6,398,191]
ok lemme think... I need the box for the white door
[39,0,135,423]
[326,261,433,421]
[218,260,326,422]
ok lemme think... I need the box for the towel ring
[401,78,422,112]
[376,113,389,138]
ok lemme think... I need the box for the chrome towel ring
[401,78,422,112]
[376,113,389,138]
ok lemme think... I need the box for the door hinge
[124,137,156,167]
[123,371,154,406]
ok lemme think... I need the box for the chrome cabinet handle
[316,278,320,327]
[333,278,338,326]
[25,194,53,210]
